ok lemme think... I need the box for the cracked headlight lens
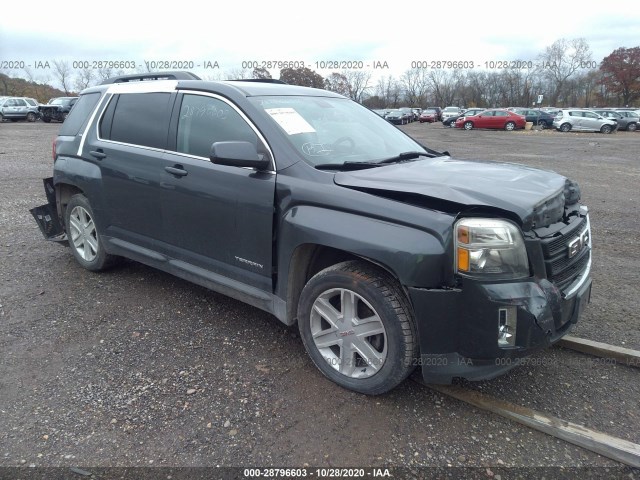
[455,218,529,280]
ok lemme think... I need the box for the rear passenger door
[158,91,276,291]
[86,92,174,249]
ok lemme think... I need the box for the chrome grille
[538,214,591,292]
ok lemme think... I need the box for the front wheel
[505,121,516,131]
[42,116,51,123]
[559,123,571,132]
[297,261,418,395]
[65,194,116,271]
[26,112,37,122]
[538,120,547,129]
[464,121,473,130]
[627,123,637,132]
[600,124,612,134]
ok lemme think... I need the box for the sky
[1,1,639,86]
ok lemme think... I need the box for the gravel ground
[0,122,638,475]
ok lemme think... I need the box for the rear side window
[59,93,101,136]
[104,93,171,149]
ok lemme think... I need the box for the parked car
[455,109,526,131]
[441,106,462,122]
[553,109,617,133]
[611,110,639,131]
[39,97,78,123]
[512,108,556,129]
[426,107,442,121]
[399,107,415,123]
[412,108,422,120]
[0,96,40,122]
[443,108,485,127]
[419,109,438,123]
[589,109,638,132]
[385,109,407,125]
[30,71,592,395]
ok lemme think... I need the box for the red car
[455,109,526,131]
[419,109,438,123]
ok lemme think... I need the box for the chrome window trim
[78,92,114,156]
[88,88,276,173]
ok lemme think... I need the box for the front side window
[176,94,258,158]
[494,111,508,117]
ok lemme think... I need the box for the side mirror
[210,141,271,170]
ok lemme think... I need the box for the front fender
[277,205,449,293]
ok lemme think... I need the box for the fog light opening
[498,307,517,347]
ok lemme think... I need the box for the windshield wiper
[315,150,447,171]
[315,162,385,171]
[377,151,433,164]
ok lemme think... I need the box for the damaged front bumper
[408,270,592,384]
[30,177,66,242]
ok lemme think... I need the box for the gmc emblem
[567,229,590,258]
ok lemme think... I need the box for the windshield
[249,96,425,166]
[49,98,72,105]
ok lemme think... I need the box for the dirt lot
[1,122,638,475]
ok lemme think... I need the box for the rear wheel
[26,112,37,122]
[538,120,547,129]
[627,122,637,132]
[297,261,418,395]
[464,121,473,130]
[559,123,571,132]
[600,124,612,134]
[65,194,116,271]
[505,121,516,131]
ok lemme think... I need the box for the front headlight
[455,218,529,280]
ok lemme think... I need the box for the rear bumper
[408,273,592,384]
[30,177,66,242]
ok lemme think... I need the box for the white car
[553,109,618,133]
[441,106,462,122]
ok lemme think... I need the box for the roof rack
[100,71,201,85]
[226,78,287,84]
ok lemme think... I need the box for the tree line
[2,39,638,108]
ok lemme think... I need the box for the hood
[334,157,573,230]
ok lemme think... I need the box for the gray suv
[553,109,618,133]
[0,96,40,122]
[30,72,592,395]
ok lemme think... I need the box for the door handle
[90,150,107,160]
[165,166,188,177]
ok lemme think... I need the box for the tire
[559,123,571,132]
[505,121,516,131]
[538,120,547,129]
[600,124,612,134]
[297,261,418,395]
[42,117,51,123]
[64,194,116,271]
[627,122,637,132]
[26,112,37,122]
[464,121,473,130]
